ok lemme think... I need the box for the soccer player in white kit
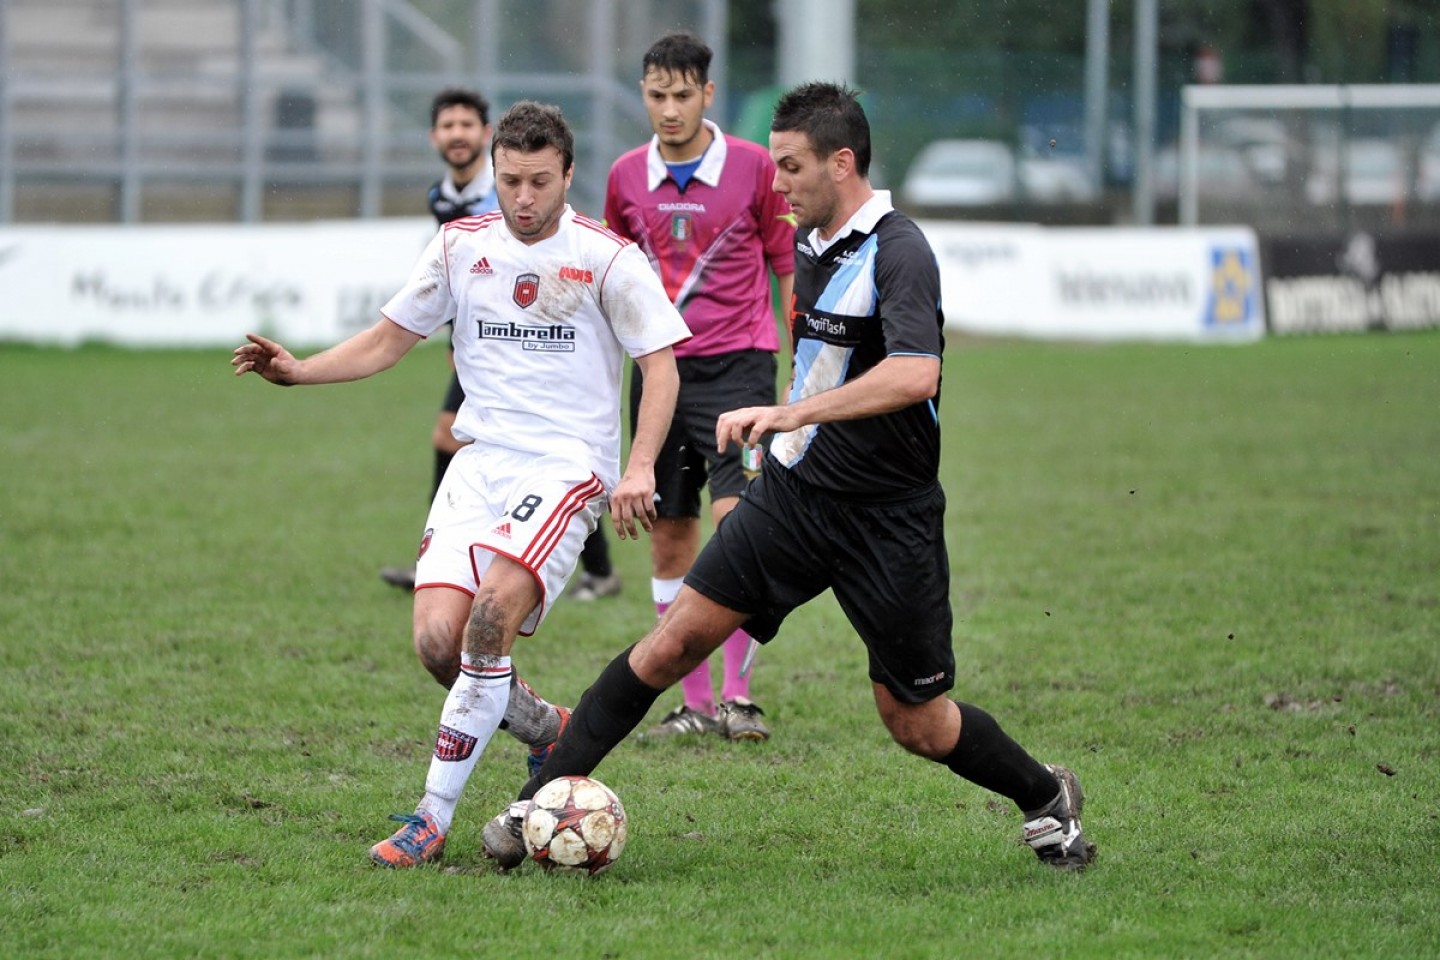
[232,100,689,868]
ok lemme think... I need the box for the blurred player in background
[380,86,622,602]
[482,83,1095,874]
[604,31,794,742]
[233,100,689,868]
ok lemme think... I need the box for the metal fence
[0,0,725,223]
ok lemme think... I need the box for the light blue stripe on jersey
[774,236,881,469]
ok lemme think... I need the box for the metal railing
[0,0,724,223]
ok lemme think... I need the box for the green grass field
[2,332,1437,958]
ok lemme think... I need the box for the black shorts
[441,372,464,414]
[630,350,777,519]
[686,461,956,703]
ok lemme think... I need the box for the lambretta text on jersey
[478,320,578,349]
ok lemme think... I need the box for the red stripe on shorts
[522,475,605,569]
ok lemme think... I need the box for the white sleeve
[380,228,456,338]
[599,243,692,357]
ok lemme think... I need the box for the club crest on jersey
[670,213,692,241]
[513,272,540,308]
[417,527,434,560]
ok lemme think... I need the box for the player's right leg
[482,587,745,868]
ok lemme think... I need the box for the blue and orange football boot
[368,810,445,868]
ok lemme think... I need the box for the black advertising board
[1262,233,1440,335]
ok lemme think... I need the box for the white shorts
[414,443,607,636]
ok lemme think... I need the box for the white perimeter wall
[0,219,1265,347]
[924,222,1266,342]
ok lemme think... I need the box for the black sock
[432,449,454,503]
[941,701,1059,812]
[518,645,661,801]
[580,526,612,578]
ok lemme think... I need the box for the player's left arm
[611,346,680,540]
[717,353,937,452]
[718,219,940,451]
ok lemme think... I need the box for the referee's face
[770,131,839,236]
[641,68,714,163]
[495,145,572,245]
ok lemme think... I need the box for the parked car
[1153,144,1260,202]
[901,138,1098,207]
[901,139,1016,207]
[1305,138,1408,206]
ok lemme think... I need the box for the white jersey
[382,205,691,490]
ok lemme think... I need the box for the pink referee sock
[720,630,753,703]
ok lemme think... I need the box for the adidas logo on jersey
[470,257,494,275]
[491,521,512,539]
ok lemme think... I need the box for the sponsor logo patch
[434,723,478,761]
[557,264,593,283]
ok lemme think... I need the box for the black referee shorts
[630,349,777,519]
[686,460,956,703]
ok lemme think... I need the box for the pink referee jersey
[381,206,691,490]
[603,119,794,359]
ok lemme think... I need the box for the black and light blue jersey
[771,206,944,499]
[427,177,499,225]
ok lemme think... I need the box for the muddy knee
[413,629,460,687]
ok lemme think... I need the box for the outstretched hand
[608,472,658,541]
[231,333,300,385]
[716,404,800,453]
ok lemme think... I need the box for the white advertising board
[0,219,437,347]
[922,222,1266,342]
[0,219,1266,347]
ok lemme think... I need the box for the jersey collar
[440,164,495,206]
[646,119,727,191]
[806,189,894,257]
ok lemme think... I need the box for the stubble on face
[432,105,488,178]
[641,68,713,162]
[494,145,570,244]
[769,131,836,234]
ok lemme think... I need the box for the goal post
[1177,84,1440,228]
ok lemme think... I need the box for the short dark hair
[491,100,575,173]
[430,87,490,128]
[642,30,712,85]
[771,82,872,178]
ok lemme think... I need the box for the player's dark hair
[771,81,872,178]
[642,30,711,86]
[430,87,490,128]
[491,100,575,173]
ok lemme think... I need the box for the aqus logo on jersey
[557,265,593,283]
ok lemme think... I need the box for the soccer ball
[522,776,628,875]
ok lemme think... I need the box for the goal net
[1177,84,1440,233]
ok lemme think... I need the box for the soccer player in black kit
[483,81,1096,872]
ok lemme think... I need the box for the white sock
[651,576,684,606]
[417,653,511,834]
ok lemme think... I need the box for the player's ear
[831,147,856,182]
